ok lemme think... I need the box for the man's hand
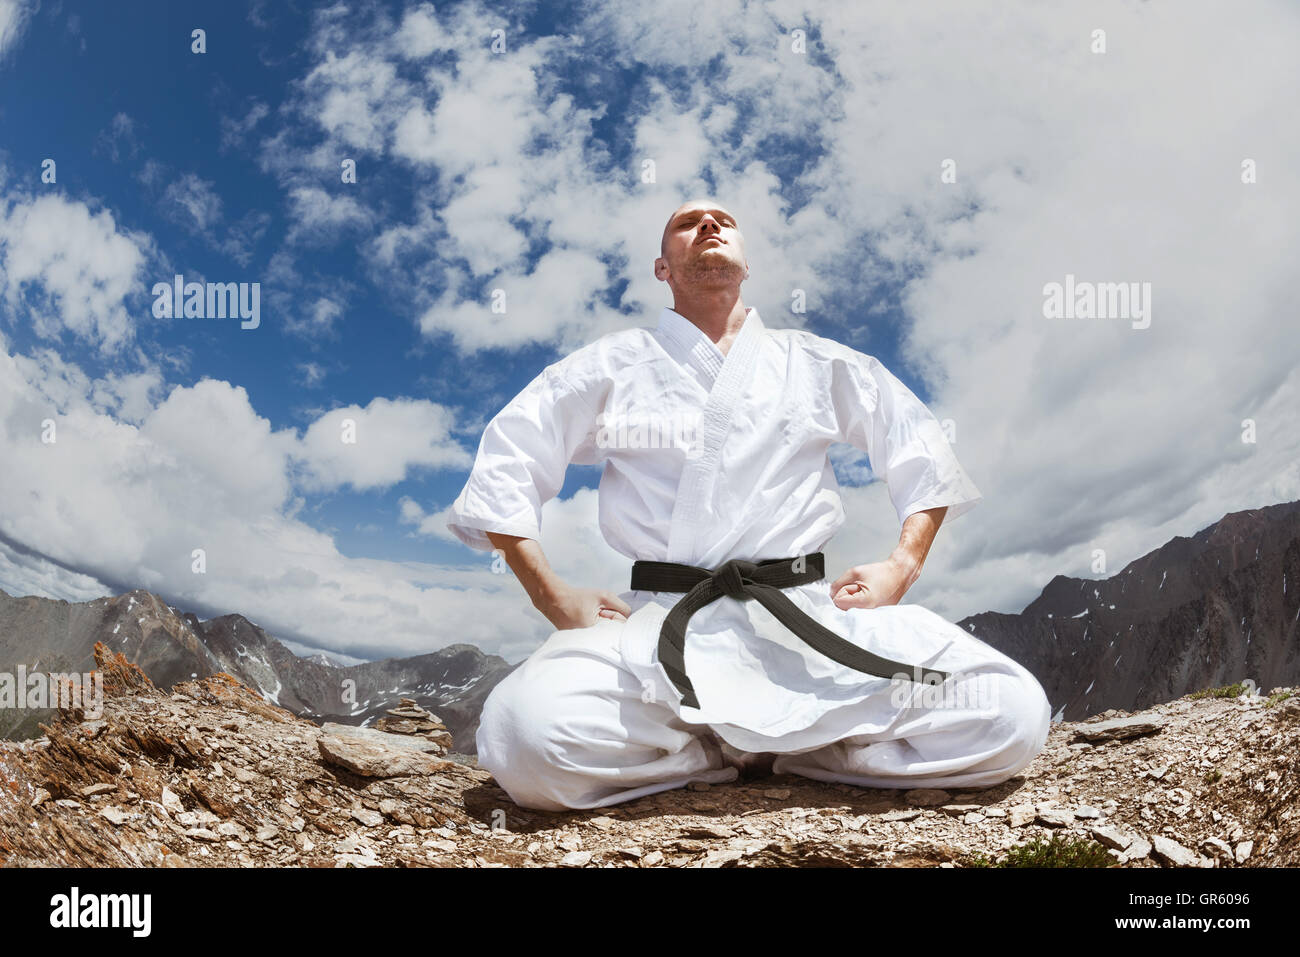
[538,584,632,631]
[830,507,948,610]
[484,531,632,631]
[829,555,919,610]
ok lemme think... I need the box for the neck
[669,288,749,344]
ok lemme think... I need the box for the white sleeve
[833,351,983,526]
[445,364,602,552]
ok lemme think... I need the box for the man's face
[656,202,749,288]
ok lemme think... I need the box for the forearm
[486,532,563,609]
[889,506,948,585]
[485,531,631,628]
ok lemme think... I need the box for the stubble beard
[680,248,746,286]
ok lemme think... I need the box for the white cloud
[141,379,299,513]
[88,364,166,424]
[0,536,112,604]
[285,186,369,244]
[295,396,472,492]
[284,295,344,339]
[397,495,454,540]
[300,49,409,152]
[95,112,139,163]
[0,193,150,353]
[218,209,272,266]
[417,246,612,351]
[162,173,224,231]
[296,361,327,387]
[394,3,454,59]
[0,0,34,63]
[278,3,628,352]
[136,159,167,190]
[220,100,270,151]
[390,51,545,176]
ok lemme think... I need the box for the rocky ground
[1,643,1296,868]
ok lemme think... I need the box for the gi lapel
[653,306,726,396]
[664,307,766,563]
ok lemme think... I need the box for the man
[446,199,1051,812]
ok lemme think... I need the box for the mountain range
[0,588,512,752]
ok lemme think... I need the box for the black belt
[630,552,950,710]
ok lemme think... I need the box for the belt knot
[629,550,950,711]
[713,558,754,599]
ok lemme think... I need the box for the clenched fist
[829,556,919,610]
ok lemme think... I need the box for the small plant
[1265,691,1293,708]
[1189,682,1248,701]
[966,833,1115,868]
[1203,768,1223,784]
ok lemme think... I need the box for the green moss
[966,833,1116,868]
[1188,682,1249,701]
[1265,691,1293,708]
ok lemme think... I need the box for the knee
[475,674,569,810]
[475,661,626,811]
[987,667,1052,774]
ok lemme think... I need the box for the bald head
[660,199,739,259]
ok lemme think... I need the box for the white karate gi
[448,306,1051,811]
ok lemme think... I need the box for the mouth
[698,236,725,246]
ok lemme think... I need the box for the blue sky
[1,0,1298,664]
[0,0,900,570]
[3,1,547,567]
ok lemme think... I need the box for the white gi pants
[476,612,1053,812]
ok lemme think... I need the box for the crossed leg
[476,622,1052,812]
[769,664,1053,791]
[475,621,738,811]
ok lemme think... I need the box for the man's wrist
[531,574,566,610]
[888,550,923,580]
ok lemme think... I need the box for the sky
[0,0,1297,666]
